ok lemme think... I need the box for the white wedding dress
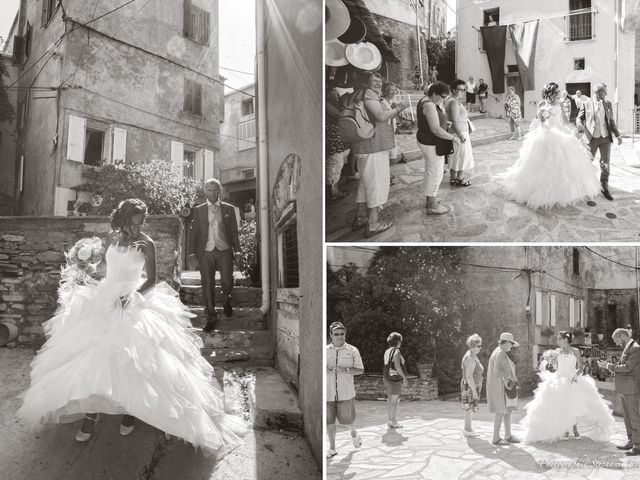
[520,351,615,443]
[502,102,601,209]
[18,246,247,453]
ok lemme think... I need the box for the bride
[520,331,615,443]
[18,198,247,453]
[502,82,601,209]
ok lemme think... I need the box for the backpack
[336,90,375,143]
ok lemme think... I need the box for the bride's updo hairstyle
[110,198,148,236]
[557,330,573,343]
[541,82,559,100]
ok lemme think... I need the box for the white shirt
[593,98,609,138]
[205,200,230,251]
[326,342,363,402]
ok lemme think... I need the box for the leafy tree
[426,37,456,86]
[0,54,15,123]
[327,247,472,395]
[81,157,200,215]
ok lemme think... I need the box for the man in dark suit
[598,328,640,454]
[576,83,622,201]
[188,178,240,332]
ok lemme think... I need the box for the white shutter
[67,115,86,162]
[18,155,24,192]
[569,298,575,327]
[204,149,214,179]
[194,149,204,181]
[579,300,585,327]
[112,127,127,168]
[550,295,557,326]
[535,291,543,325]
[171,141,184,179]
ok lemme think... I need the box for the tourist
[461,334,484,437]
[383,332,409,429]
[446,79,475,186]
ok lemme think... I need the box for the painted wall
[219,84,256,201]
[14,0,221,215]
[264,0,322,465]
[457,1,636,131]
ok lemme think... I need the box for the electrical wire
[584,247,639,270]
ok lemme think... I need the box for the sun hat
[499,332,520,347]
[338,16,367,44]
[330,322,346,333]
[326,0,350,41]
[325,39,349,67]
[345,42,382,72]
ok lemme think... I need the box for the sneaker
[463,429,479,437]
[351,431,362,448]
[426,205,449,215]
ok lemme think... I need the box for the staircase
[179,270,303,432]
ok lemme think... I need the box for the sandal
[351,215,368,231]
[457,178,471,187]
[364,221,393,238]
[76,414,98,442]
[326,448,338,459]
[492,438,509,445]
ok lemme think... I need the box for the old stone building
[219,83,256,208]
[10,0,222,216]
[456,0,636,131]
[365,0,448,90]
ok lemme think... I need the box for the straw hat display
[326,0,350,41]
[325,39,349,67]
[345,42,382,72]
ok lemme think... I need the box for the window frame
[183,0,211,46]
[183,78,203,116]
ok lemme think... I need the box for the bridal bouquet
[539,349,558,372]
[58,237,105,304]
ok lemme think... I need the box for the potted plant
[540,325,555,338]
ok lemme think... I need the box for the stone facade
[0,48,17,215]
[11,0,222,216]
[0,216,183,346]
[587,288,638,344]
[355,374,439,401]
[220,84,256,207]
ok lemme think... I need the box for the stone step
[202,345,274,367]
[181,270,254,287]
[197,329,272,349]
[180,285,261,308]
[221,367,303,433]
[188,306,267,330]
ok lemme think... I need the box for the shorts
[384,378,403,396]
[326,398,357,425]
[466,92,476,104]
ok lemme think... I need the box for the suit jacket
[576,97,620,142]
[189,202,240,259]
[611,340,640,395]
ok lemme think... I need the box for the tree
[426,37,456,86]
[327,247,472,395]
[0,54,15,123]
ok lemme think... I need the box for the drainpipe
[256,0,270,315]
[614,0,619,126]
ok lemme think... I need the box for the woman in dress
[502,82,601,209]
[487,333,520,445]
[504,86,522,141]
[18,199,247,453]
[326,85,350,201]
[446,79,475,187]
[461,334,484,437]
[416,81,461,215]
[520,331,615,443]
[383,332,409,429]
[350,72,409,238]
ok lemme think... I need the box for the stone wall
[587,288,638,345]
[355,374,439,401]
[0,216,183,346]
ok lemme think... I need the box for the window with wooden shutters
[237,119,255,151]
[241,99,254,117]
[24,22,31,59]
[183,0,210,45]
[12,36,24,65]
[184,79,203,115]
[41,0,57,25]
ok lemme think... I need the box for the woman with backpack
[383,332,409,429]
[348,72,409,238]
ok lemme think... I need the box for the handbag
[384,348,403,382]
[435,138,454,156]
[504,378,518,409]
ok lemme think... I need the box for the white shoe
[326,448,338,459]
[120,417,135,436]
[75,414,98,442]
[463,429,479,437]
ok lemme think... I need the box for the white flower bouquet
[539,349,559,372]
[58,237,105,304]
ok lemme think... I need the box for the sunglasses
[332,332,345,336]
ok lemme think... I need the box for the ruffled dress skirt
[520,371,615,443]
[503,121,601,209]
[18,280,247,453]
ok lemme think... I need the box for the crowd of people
[327,326,640,458]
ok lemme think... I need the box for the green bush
[237,219,259,286]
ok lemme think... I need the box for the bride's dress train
[520,351,615,443]
[18,246,247,453]
[502,103,601,209]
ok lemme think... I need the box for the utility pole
[413,0,425,87]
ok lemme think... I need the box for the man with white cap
[487,332,520,445]
[326,321,364,459]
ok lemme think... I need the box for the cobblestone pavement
[326,399,640,480]
[326,119,640,242]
